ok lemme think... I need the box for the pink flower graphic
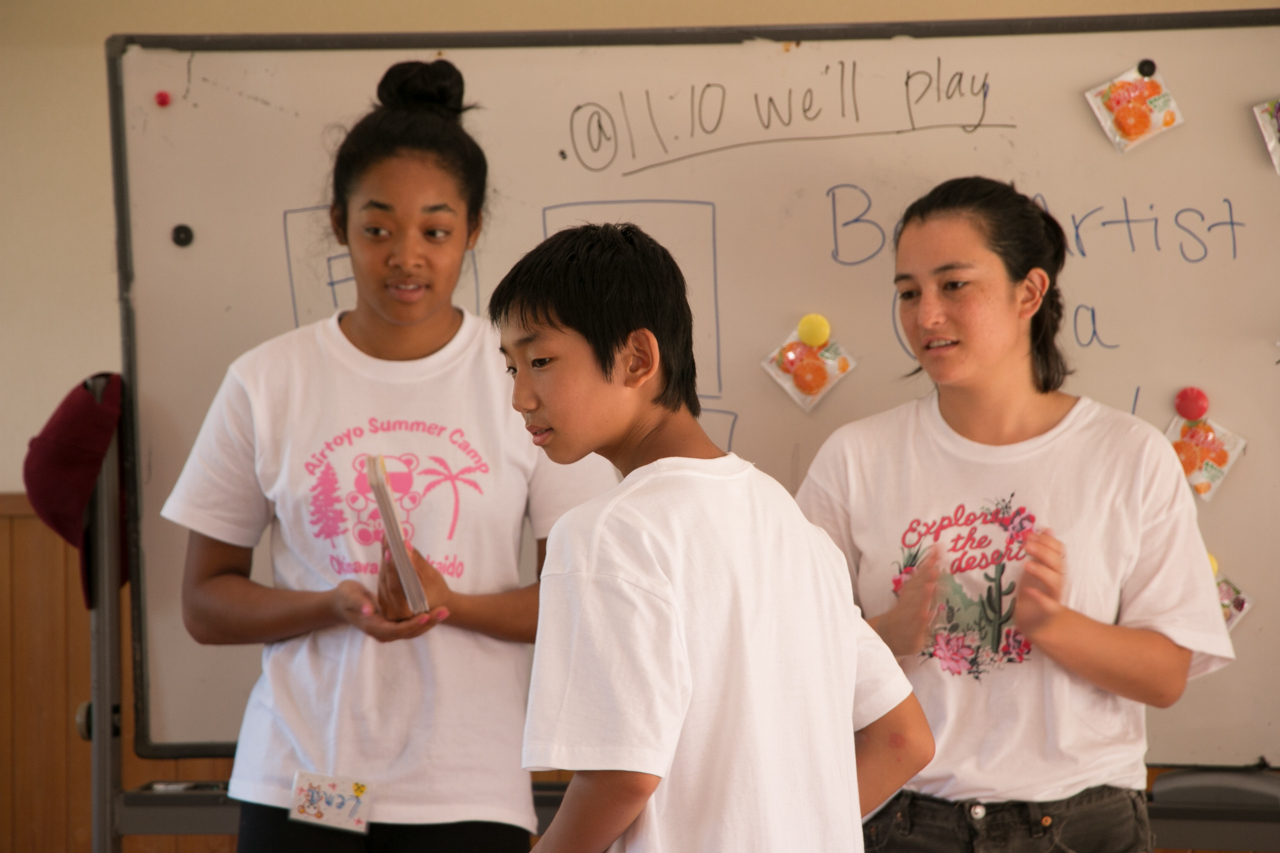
[1000,627,1032,663]
[420,456,484,540]
[931,631,974,676]
[892,566,914,595]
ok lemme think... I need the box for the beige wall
[0,0,1271,492]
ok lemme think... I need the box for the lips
[923,338,958,351]
[385,279,428,304]
[526,425,552,447]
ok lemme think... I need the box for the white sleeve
[796,437,864,605]
[160,368,272,548]
[523,529,690,776]
[526,451,619,539]
[851,608,914,731]
[1118,438,1234,679]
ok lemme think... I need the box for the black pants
[864,786,1153,853]
[235,801,531,853]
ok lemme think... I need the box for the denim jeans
[864,785,1153,853]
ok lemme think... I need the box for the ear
[330,205,348,247]
[617,329,663,393]
[1017,268,1051,321]
[466,212,483,251]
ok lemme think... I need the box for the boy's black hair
[488,223,700,417]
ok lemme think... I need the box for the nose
[914,286,946,329]
[510,367,537,415]
[388,231,426,271]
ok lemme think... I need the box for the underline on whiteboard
[619,121,1017,177]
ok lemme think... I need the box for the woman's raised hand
[1014,530,1067,639]
[872,547,940,656]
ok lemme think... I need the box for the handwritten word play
[568,55,1004,176]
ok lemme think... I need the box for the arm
[864,548,940,656]
[854,693,935,817]
[1016,531,1192,708]
[380,540,547,644]
[182,530,444,645]
[532,770,661,853]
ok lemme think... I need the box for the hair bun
[377,60,466,116]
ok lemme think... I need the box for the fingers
[361,606,452,643]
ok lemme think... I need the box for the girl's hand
[376,542,454,623]
[1015,530,1068,640]
[873,546,940,656]
[331,579,447,642]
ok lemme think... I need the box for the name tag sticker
[289,770,371,834]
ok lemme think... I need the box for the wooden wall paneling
[13,515,69,852]
[1,515,14,852]
[66,543,92,853]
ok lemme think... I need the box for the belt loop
[893,790,914,836]
[1027,800,1046,838]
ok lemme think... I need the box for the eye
[424,228,450,240]
[531,358,551,369]
[363,226,390,238]
[942,279,968,291]
[895,287,919,302]
[504,365,516,377]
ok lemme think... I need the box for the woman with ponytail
[162,61,615,851]
[797,177,1232,852]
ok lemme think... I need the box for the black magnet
[1137,59,1156,77]
[172,224,194,247]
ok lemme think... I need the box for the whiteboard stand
[85,376,241,848]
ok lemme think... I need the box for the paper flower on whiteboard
[1085,60,1183,152]
[1164,387,1245,502]
[761,313,854,412]
[1254,98,1280,175]
[1208,553,1252,632]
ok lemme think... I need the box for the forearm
[854,694,935,816]
[1028,610,1192,707]
[444,582,539,643]
[184,573,340,645]
[533,770,660,853]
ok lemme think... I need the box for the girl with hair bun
[162,60,616,851]
[798,176,1233,852]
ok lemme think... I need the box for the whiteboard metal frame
[107,8,1280,762]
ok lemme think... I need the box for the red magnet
[155,91,171,107]
[1175,387,1209,421]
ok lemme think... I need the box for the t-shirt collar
[318,308,480,382]
[921,390,1094,463]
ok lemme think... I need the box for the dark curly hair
[330,60,486,238]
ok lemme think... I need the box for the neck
[935,364,1076,445]
[340,306,463,361]
[604,406,726,477]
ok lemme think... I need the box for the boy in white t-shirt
[486,222,935,852]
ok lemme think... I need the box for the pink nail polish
[438,608,451,620]
[361,605,373,615]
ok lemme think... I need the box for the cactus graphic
[979,560,1016,653]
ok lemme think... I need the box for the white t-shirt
[796,393,1234,804]
[162,311,617,828]
[523,454,913,852]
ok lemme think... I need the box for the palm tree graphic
[419,456,485,540]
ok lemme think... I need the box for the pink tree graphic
[419,456,484,540]
[308,461,348,545]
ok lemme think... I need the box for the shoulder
[806,396,927,490]
[226,320,327,381]
[1068,398,1176,466]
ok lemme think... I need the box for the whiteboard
[111,16,1280,762]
